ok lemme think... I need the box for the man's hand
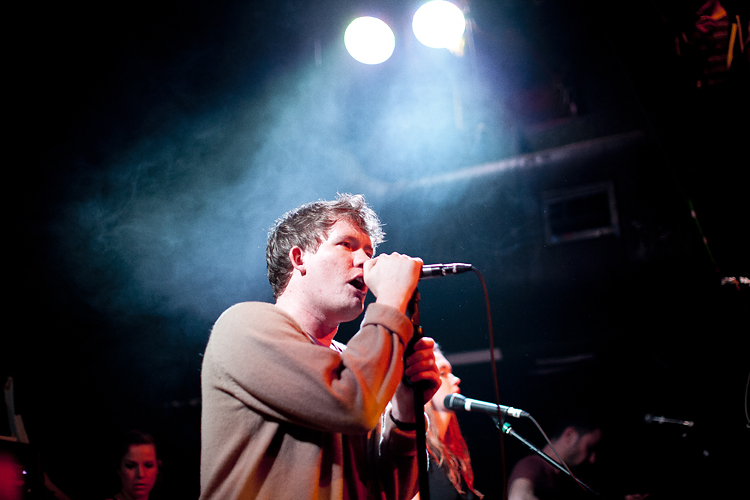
[364,253,423,314]
[391,337,442,423]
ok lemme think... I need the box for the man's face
[300,219,373,325]
[569,428,602,467]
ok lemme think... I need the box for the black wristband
[389,410,418,431]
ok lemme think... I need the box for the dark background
[6,0,749,498]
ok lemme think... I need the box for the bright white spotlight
[412,1,465,50]
[344,16,396,65]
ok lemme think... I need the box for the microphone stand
[495,419,601,498]
[406,288,430,500]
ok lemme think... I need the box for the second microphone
[444,394,529,419]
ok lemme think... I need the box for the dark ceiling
[7,0,749,498]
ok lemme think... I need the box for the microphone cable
[469,267,595,499]
[470,267,509,499]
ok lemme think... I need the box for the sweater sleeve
[374,407,421,500]
[203,301,414,434]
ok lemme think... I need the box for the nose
[450,374,461,386]
[136,465,145,478]
[353,248,370,267]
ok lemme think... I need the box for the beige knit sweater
[200,301,419,500]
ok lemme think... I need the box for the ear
[289,246,306,275]
[561,426,580,445]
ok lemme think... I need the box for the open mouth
[349,276,366,291]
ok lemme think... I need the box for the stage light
[344,16,396,65]
[412,1,465,50]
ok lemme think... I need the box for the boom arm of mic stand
[497,420,601,498]
[407,289,430,500]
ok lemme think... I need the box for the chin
[345,304,365,321]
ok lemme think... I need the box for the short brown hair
[266,193,385,299]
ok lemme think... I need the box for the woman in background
[414,344,483,500]
[107,430,160,500]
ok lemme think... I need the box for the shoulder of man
[208,301,309,346]
[214,301,298,327]
[509,453,553,481]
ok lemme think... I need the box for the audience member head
[266,193,385,299]
[548,407,602,468]
[113,430,160,500]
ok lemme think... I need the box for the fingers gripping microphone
[444,394,529,419]
[420,263,473,280]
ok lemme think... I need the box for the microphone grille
[444,393,464,410]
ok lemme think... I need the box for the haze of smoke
[52,34,515,332]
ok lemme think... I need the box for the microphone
[644,414,694,427]
[420,263,473,280]
[444,394,529,419]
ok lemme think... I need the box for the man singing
[200,193,441,500]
